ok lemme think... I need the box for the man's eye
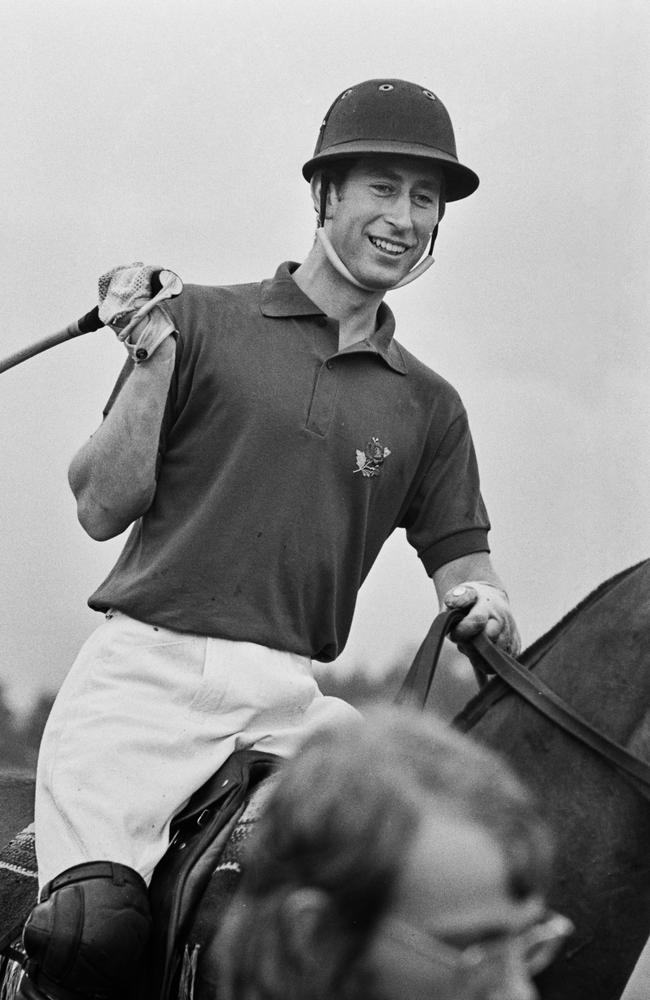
[413,194,435,208]
[371,184,393,195]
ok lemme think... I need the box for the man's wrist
[453,580,509,601]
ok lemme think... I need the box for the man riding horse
[18,78,520,1000]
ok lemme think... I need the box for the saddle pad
[0,825,38,952]
[188,768,279,933]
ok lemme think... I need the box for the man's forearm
[68,339,176,540]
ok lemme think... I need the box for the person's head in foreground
[217,706,572,1000]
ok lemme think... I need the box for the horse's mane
[521,558,650,667]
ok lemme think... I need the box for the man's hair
[320,161,354,191]
[315,161,355,227]
[216,705,553,1000]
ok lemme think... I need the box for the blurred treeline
[317,643,478,720]
[0,643,476,774]
[0,685,55,773]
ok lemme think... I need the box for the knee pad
[22,861,152,1000]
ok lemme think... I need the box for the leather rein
[396,609,650,799]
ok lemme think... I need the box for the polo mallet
[0,264,183,375]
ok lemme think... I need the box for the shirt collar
[260,262,407,374]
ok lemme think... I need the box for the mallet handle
[0,307,104,375]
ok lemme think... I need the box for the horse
[1,558,649,1000]
[453,557,650,1000]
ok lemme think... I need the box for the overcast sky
[1,0,648,714]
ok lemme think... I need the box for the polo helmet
[302,78,479,202]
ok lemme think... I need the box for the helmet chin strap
[316,227,435,292]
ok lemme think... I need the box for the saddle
[0,749,281,1000]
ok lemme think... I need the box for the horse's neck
[522,558,650,668]
[457,559,650,746]
[524,559,650,745]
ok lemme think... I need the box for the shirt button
[326,360,333,370]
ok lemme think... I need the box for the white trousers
[34,610,358,888]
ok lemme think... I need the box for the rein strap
[397,609,650,797]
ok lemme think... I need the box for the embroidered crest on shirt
[354,437,391,477]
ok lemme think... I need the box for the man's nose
[384,194,414,230]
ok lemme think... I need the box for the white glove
[98,262,183,364]
[443,580,521,657]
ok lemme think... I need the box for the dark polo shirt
[89,262,490,661]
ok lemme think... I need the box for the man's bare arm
[68,337,176,540]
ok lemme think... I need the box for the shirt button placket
[306,358,337,436]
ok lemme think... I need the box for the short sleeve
[401,410,491,575]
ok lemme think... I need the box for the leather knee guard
[21,861,152,1000]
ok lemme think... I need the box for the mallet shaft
[0,307,103,375]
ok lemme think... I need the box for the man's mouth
[368,236,410,256]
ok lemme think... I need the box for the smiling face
[363,808,546,1000]
[320,155,442,290]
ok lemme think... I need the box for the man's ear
[310,174,336,222]
[281,886,331,958]
[280,888,362,1000]
[281,885,352,996]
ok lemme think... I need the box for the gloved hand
[98,262,183,364]
[443,580,521,662]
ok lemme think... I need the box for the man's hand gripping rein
[443,580,522,667]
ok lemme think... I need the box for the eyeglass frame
[382,909,574,979]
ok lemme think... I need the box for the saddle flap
[148,749,281,1000]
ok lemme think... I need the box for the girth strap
[397,609,650,799]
